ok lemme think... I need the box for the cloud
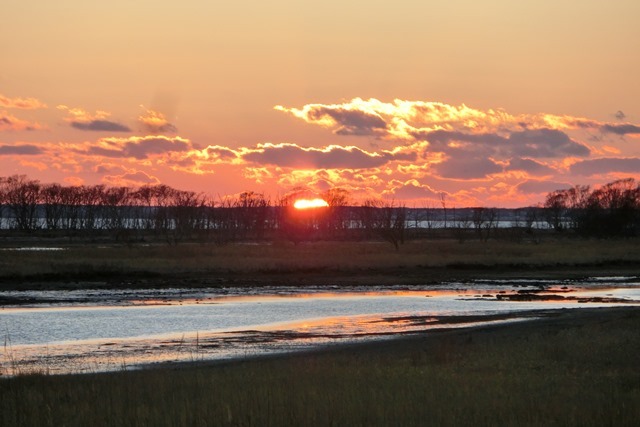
[241,143,415,169]
[505,158,555,176]
[516,180,572,195]
[278,98,542,139]
[507,129,590,157]
[384,180,440,200]
[138,108,177,134]
[58,105,131,132]
[204,146,239,161]
[615,110,626,121]
[102,170,161,187]
[71,120,132,132]
[419,130,506,148]
[600,124,640,136]
[570,157,640,176]
[420,128,589,158]
[63,176,84,186]
[0,94,47,109]
[80,136,193,159]
[0,111,44,131]
[307,107,388,136]
[432,156,503,180]
[276,101,388,137]
[278,99,640,143]
[0,144,44,155]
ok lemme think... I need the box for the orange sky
[2,1,640,207]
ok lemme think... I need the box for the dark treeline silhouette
[0,175,409,247]
[543,177,640,237]
[1,175,638,246]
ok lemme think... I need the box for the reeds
[1,238,640,287]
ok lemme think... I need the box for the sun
[293,198,329,209]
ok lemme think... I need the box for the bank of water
[1,277,639,375]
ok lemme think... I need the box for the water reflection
[1,279,639,376]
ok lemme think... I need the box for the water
[1,279,639,375]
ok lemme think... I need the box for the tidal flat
[1,306,639,426]
[1,239,640,425]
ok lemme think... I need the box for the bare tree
[359,199,407,250]
[3,175,41,231]
[41,183,65,231]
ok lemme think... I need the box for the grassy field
[1,307,639,426]
[1,238,640,289]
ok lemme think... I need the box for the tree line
[1,174,638,245]
[0,175,407,247]
[543,177,640,237]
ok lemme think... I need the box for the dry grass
[1,238,640,285]
[1,307,639,426]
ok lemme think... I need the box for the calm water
[1,277,639,375]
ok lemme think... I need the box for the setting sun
[293,198,329,209]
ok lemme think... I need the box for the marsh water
[2,277,639,375]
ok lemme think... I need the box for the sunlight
[293,198,329,209]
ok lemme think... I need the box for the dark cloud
[418,128,589,159]
[84,136,192,159]
[420,130,507,148]
[205,146,238,160]
[71,120,131,132]
[432,156,502,180]
[516,180,572,195]
[600,124,640,136]
[506,157,554,175]
[570,157,640,176]
[507,129,590,157]
[307,107,388,136]
[242,143,414,169]
[0,144,44,155]
[615,110,626,121]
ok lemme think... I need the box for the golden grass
[1,238,639,283]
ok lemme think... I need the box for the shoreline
[2,262,640,292]
[150,305,637,371]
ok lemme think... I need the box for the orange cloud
[102,170,161,187]
[57,105,131,132]
[0,111,44,131]
[239,142,416,169]
[63,176,84,186]
[138,107,177,134]
[0,94,47,109]
[278,98,640,141]
[77,135,194,159]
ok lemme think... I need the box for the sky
[2,0,640,207]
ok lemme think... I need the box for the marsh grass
[1,308,639,426]
[1,239,640,287]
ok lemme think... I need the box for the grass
[1,238,640,289]
[1,307,639,426]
